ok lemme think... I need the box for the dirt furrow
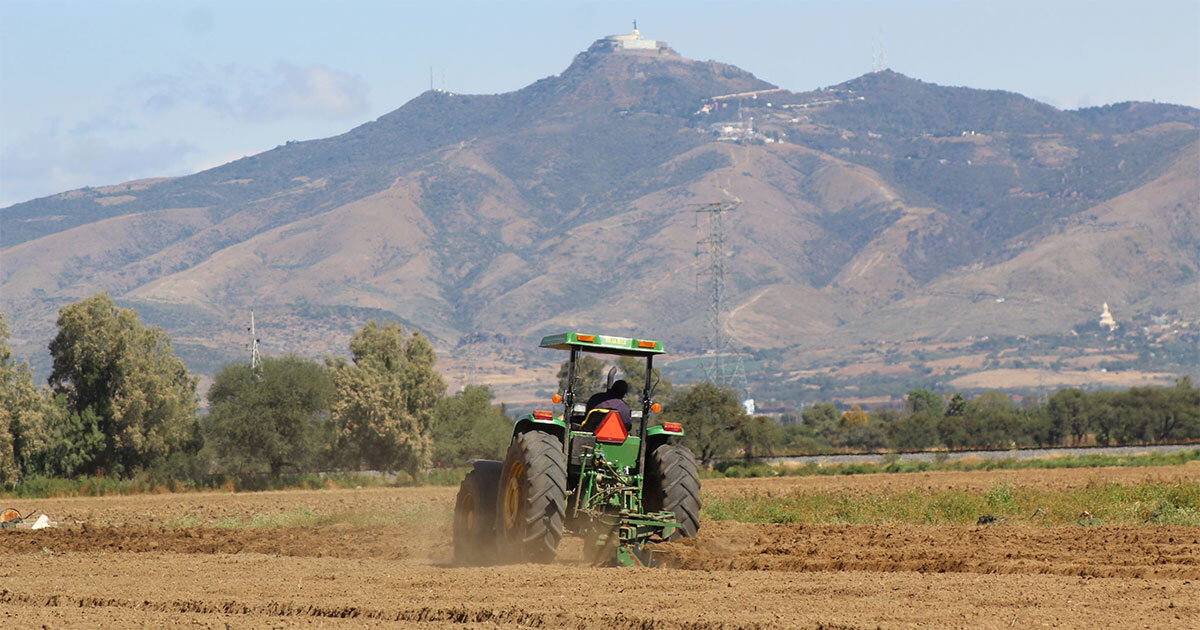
[0,524,419,559]
[0,588,774,630]
[658,521,1200,579]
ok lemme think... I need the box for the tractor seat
[580,408,630,443]
[581,408,615,431]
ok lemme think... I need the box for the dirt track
[1,466,1197,628]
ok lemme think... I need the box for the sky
[1,0,1197,207]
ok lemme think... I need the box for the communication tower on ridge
[872,31,888,72]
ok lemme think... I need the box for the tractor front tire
[453,461,502,565]
[645,444,702,539]
[497,431,567,563]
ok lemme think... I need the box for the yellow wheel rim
[503,461,524,533]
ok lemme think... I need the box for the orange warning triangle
[594,411,628,443]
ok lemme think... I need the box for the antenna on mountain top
[248,311,262,372]
[872,30,887,72]
[429,66,434,91]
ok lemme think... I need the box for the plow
[453,332,701,567]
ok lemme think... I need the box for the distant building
[1100,302,1117,331]
[589,26,674,55]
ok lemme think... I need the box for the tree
[665,382,746,466]
[1047,389,1089,445]
[1169,377,1200,441]
[47,294,198,477]
[801,402,841,447]
[1116,379,1200,443]
[1106,389,1153,444]
[1020,406,1055,447]
[734,415,785,459]
[905,389,944,417]
[0,315,61,483]
[840,405,869,427]
[1087,391,1120,446]
[887,412,940,450]
[616,355,674,401]
[34,406,105,478]
[965,392,1022,449]
[945,393,967,417]
[937,415,970,449]
[205,356,333,476]
[429,385,511,467]
[329,320,445,478]
[836,407,887,451]
[801,402,839,428]
[556,355,608,398]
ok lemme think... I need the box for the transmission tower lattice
[248,310,262,371]
[695,201,748,397]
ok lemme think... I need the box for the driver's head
[611,379,629,398]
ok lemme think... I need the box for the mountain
[3,32,1198,403]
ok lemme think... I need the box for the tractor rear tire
[644,444,701,540]
[453,461,502,565]
[497,431,567,563]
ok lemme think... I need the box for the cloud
[0,60,370,205]
[246,63,370,120]
[137,62,371,122]
[0,130,197,206]
[69,105,139,136]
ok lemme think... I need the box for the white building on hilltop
[591,22,673,54]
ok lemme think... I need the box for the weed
[705,448,1200,481]
[702,480,1200,527]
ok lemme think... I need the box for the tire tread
[645,444,702,539]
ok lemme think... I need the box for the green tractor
[453,332,701,567]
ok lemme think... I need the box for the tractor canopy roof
[539,332,665,357]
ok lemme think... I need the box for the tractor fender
[512,413,566,444]
[645,423,684,455]
[466,458,503,476]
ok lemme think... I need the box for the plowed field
[2,464,1197,628]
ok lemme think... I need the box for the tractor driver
[584,379,632,431]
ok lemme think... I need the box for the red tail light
[661,422,683,433]
[594,411,628,444]
[533,410,553,420]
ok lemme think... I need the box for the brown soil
[948,367,1176,389]
[0,469,1196,628]
[658,521,1200,579]
[0,524,418,559]
[7,485,456,527]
